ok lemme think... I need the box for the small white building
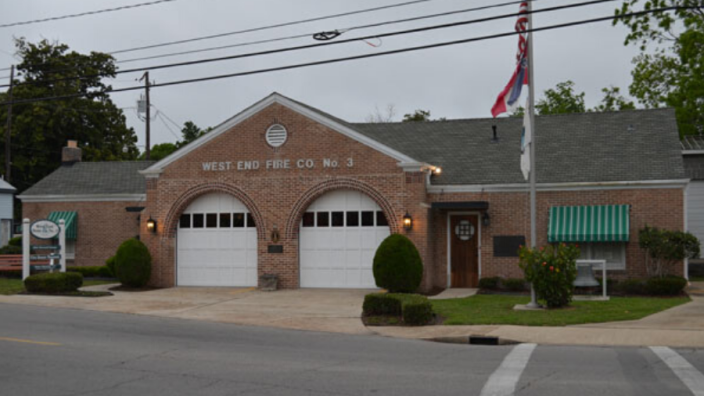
[683,136,704,267]
[0,177,16,247]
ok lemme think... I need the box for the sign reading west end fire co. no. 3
[30,220,60,240]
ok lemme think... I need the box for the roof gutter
[427,179,690,193]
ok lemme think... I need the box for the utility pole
[4,65,14,182]
[139,71,151,160]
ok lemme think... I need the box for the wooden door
[450,215,479,288]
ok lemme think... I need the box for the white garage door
[300,190,391,288]
[177,193,257,286]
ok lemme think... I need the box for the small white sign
[30,220,60,240]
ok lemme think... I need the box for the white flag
[520,98,531,181]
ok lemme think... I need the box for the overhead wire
[0,0,177,29]
[0,5,691,107]
[0,0,617,90]
[116,0,528,64]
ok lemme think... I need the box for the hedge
[372,234,423,293]
[363,293,434,326]
[67,266,114,278]
[478,277,500,290]
[645,276,687,296]
[502,278,527,292]
[24,272,83,294]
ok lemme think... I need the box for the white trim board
[428,179,690,193]
[141,92,421,176]
[18,194,146,203]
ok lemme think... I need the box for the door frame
[446,212,482,288]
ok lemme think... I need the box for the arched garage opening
[299,189,391,288]
[176,193,257,286]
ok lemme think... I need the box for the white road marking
[651,346,704,396]
[479,343,537,396]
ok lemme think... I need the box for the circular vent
[266,124,288,148]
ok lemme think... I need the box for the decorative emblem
[266,124,288,148]
[454,220,475,241]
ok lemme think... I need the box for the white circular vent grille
[266,124,288,148]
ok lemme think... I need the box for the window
[233,213,245,228]
[346,211,359,227]
[192,214,204,228]
[219,213,231,228]
[302,212,315,227]
[65,240,76,260]
[331,212,344,227]
[578,243,626,270]
[206,213,218,228]
[317,212,329,227]
[361,211,374,227]
[376,211,388,226]
[247,213,256,228]
[179,214,191,228]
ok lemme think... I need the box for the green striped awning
[47,211,78,240]
[548,205,630,243]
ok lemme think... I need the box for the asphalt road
[1,303,704,396]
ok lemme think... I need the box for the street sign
[31,245,61,251]
[30,254,61,260]
[30,220,60,240]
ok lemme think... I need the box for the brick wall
[22,200,143,267]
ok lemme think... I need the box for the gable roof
[353,108,685,185]
[19,161,154,199]
[682,135,704,152]
[141,92,421,176]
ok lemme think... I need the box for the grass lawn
[432,294,690,326]
[0,278,118,295]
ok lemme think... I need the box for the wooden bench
[0,255,53,272]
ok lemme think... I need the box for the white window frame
[578,243,626,271]
[65,240,76,260]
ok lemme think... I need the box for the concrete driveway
[0,285,374,335]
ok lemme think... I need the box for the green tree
[138,142,177,161]
[0,39,138,193]
[535,80,586,115]
[402,109,432,122]
[179,121,204,146]
[614,1,704,136]
[593,86,636,112]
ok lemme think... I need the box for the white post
[22,218,29,280]
[59,219,66,273]
[602,260,607,299]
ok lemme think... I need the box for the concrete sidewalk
[371,284,704,348]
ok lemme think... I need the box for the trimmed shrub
[8,236,21,247]
[0,245,22,254]
[478,277,501,290]
[519,243,580,308]
[106,255,116,277]
[67,266,114,278]
[645,276,687,296]
[114,238,152,288]
[24,272,83,294]
[502,278,527,292]
[362,293,434,326]
[363,293,402,316]
[372,234,423,293]
[618,279,646,295]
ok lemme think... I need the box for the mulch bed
[108,285,159,292]
[21,291,113,297]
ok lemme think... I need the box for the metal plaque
[267,245,284,254]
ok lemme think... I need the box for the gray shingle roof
[682,135,704,151]
[21,161,154,197]
[352,108,685,185]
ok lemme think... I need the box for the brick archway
[285,178,399,239]
[163,182,266,240]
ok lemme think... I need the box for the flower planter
[259,274,278,291]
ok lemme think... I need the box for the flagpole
[526,0,540,309]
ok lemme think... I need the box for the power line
[0,0,177,29]
[109,0,436,55]
[0,6,689,108]
[117,0,527,65]
[0,0,616,90]
[155,111,181,141]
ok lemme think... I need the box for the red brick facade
[138,101,686,290]
[22,200,143,267]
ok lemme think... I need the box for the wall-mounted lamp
[482,212,490,227]
[271,224,280,243]
[146,216,157,233]
[403,212,413,230]
[432,166,442,176]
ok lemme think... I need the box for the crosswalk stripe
[479,343,537,396]
[651,346,704,396]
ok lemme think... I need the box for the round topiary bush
[372,234,423,293]
[114,238,152,288]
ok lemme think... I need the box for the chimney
[62,140,82,165]
[491,125,499,143]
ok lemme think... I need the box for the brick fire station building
[20,93,688,291]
